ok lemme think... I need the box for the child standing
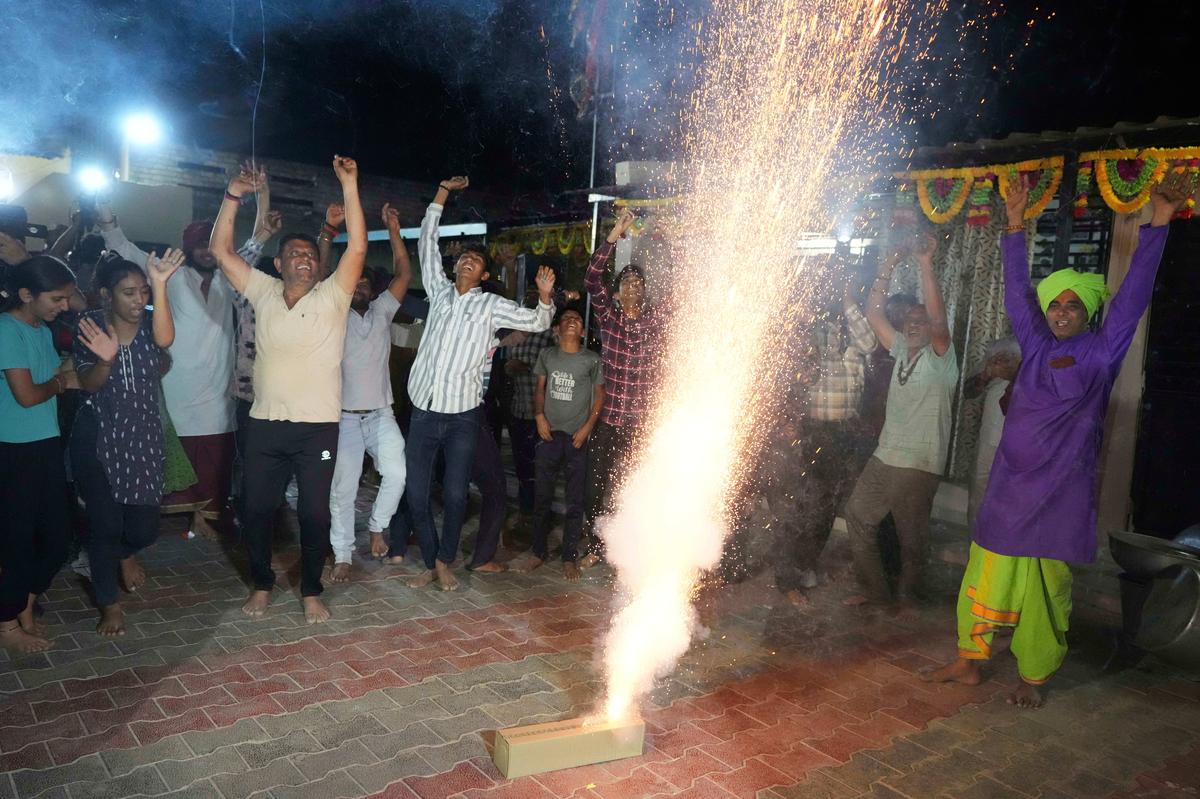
[522,307,604,580]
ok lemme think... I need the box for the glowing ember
[599,0,943,723]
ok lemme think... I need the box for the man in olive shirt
[210,157,367,625]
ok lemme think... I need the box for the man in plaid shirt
[581,209,660,565]
[760,258,877,607]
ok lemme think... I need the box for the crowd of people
[0,157,1190,708]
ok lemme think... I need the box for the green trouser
[956,542,1073,684]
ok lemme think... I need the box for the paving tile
[424,708,502,743]
[294,739,378,781]
[647,749,728,789]
[433,684,503,715]
[708,758,792,799]
[416,735,490,773]
[132,707,216,747]
[211,759,307,799]
[103,735,193,776]
[404,760,494,799]
[347,751,436,794]
[183,717,269,756]
[364,722,447,759]
[158,747,250,791]
[11,753,108,798]
[238,728,323,769]
[67,764,168,799]
[270,768,363,799]
[0,741,55,773]
[309,712,390,750]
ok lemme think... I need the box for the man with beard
[327,203,411,582]
[97,192,276,537]
[210,157,366,624]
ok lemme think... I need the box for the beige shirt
[243,269,353,423]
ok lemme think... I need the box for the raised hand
[332,155,358,184]
[146,247,186,284]
[229,162,265,197]
[1005,171,1031,227]
[78,317,119,363]
[535,265,556,298]
[913,231,938,262]
[325,203,346,229]
[441,176,469,191]
[256,210,283,241]
[607,208,636,243]
[1150,169,1194,225]
[382,202,401,230]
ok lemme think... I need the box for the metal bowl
[1136,565,1200,669]
[1108,530,1200,578]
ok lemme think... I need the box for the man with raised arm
[327,203,412,582]
[405,176,555,591]
[98,185,277,538]
[209,156,367,624]
[843,231,958,618]
[923,172,1189,708]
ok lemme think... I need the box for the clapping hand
[256,210,283,241]
[146,247,186,284]
[441,176,469,191]
[78,317,119,363]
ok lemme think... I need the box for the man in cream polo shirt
[210,156,367,625]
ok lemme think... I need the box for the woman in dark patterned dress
[72,251,183,635]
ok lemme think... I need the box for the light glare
[123,112,164,146]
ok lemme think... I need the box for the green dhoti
[956,542,1073,684]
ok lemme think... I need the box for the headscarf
[1036,268,1110,318]
[180,220,215,258]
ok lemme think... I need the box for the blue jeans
[406,407,481,570]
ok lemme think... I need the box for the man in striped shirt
[405,176,556,591]
[581,208,660,565]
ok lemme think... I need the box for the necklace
[896,352,923,386]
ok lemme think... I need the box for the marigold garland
[996,157,1064,220]
[916,176,971,223]
[1080,147,1200,216]
[1074,162,1093,219]
[965,175,994,227]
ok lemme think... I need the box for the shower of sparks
[599,0,945,723]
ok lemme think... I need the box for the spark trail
[599,0,943,723]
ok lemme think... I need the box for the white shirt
[101,225,236,436]
[407,203,552,414]
[342,291,401,411]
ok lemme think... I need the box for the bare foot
[18,599,45,637]
[784,589,809,608]
[563,561,582,581]
[579,553,602,570]
[921,657,983,685]
[369,532,389,559]
[96,605,126,637]
[303,596,331,625]
[435,560,460,591]
[0,623,50,653]
[120,556,147,593]
[1008,682,1044,708]
[842,594,870,607]
[192,511,220,541]
[471,560,507,574]
[242,590,272,617]
[407,570,436,588]
[387,554,406,565]
[892,599,921,621]
[329,562,352,583]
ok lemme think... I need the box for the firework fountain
[598,0,941,724]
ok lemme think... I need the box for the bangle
[321,223,338,236]
[225,191,243,204]
[1006,223,1025,233]
[439,183,452,191]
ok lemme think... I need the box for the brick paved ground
[1,511,1197,799]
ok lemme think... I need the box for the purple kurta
[974,225,1169,564]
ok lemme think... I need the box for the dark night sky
[3,0,1198,199]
